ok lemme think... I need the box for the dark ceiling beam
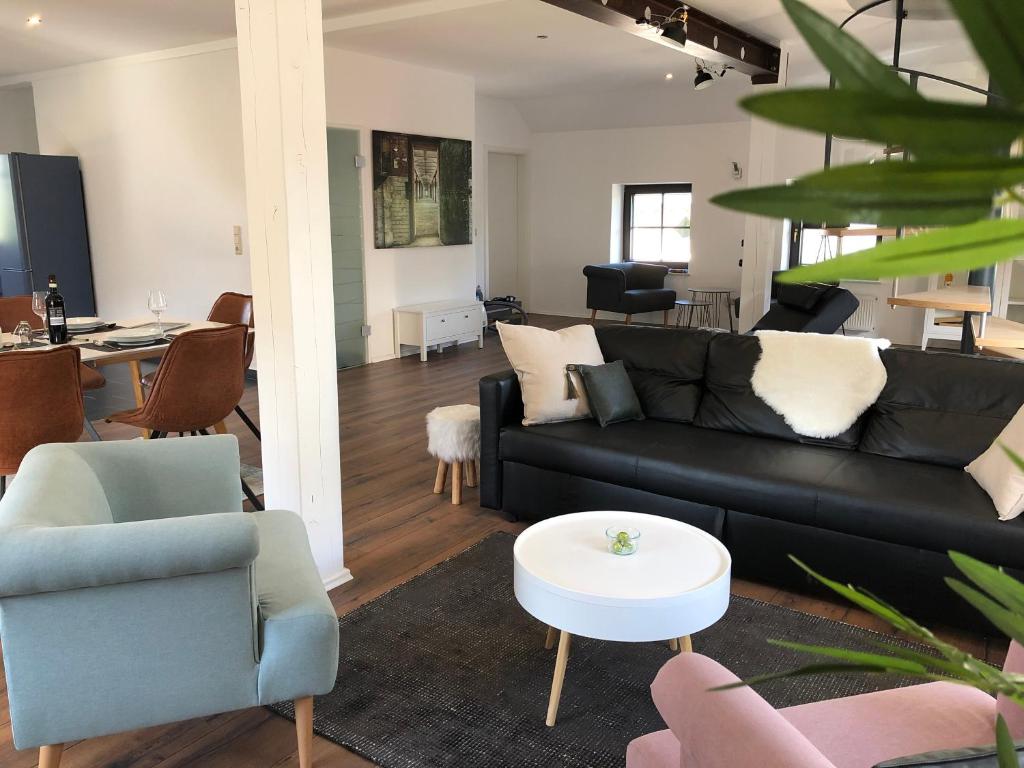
[539,0,781,83]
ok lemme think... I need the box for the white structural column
[234,0,350,588]
[738,47,790,333]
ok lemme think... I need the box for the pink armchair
[628,644,1024,768]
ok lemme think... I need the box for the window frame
[621,183,694,271]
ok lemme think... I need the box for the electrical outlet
[233,225,243,256]
[354,154,366,168]
[360,324,372,337]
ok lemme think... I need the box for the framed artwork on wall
[371,130,473,249]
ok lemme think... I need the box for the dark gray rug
[272,532,930,768]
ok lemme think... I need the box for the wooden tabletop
[887,285,992,313]
[972,316,1024,350]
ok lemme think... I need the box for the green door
[327,128,366,368]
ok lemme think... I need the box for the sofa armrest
[479,369,523,511]
[0,512,259,598]
[626,262,670,290]
[584,265,627,312]
[650,654,835,768]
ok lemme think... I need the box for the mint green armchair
[0,436,338,768]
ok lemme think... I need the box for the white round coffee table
[513,511,731,726]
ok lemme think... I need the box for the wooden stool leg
[624,314,632,326]
[544,625,558,650]
[546,631,572,727]
[680,635,692,653]
[295,697,313,768]
[433,460,448,494]
[466,460,477,488]
[668,638,679,652]
[452,461,463,505]
[39,745,63,768]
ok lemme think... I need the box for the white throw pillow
[497,322,605,426]
[966,404,1024,521]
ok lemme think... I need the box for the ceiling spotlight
[635,4,688,43]
[26,14,42,27]
[665,72,674,81]
[694,68,714,90]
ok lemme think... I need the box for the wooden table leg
[680,635,692,653]
[546,630,571,727]
[544,625,558,650]
[39,744,63,768]
[668,638,679,652]
[213,421,228,435]
[127,359,150,439]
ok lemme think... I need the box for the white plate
[67,316,106,330]
[105,328,165,344]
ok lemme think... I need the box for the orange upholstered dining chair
[0,295,106,441]
[108,324,262,508]
[141,292,259,440]
[0,346,85,496]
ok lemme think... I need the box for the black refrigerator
[0,153,97,316]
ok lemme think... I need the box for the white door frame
[480,144,527,301]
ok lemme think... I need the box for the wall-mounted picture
[372,130,472,249]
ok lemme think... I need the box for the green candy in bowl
[605,526,640,556]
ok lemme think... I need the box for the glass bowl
[605,525,640,556]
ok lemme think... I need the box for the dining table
[0,317,239,438]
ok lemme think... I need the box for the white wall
[31,48,250,322]
[323,47,477,363]
[525,120,750,322]
[475,96,530,300]
[0,85,39,154]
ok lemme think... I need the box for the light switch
[233,225,243,256]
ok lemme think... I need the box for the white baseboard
[323,567,353,591]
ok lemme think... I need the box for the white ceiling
[0,0,985,128]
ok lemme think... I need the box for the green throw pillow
[568,360,645,428]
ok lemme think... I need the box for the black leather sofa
[480,325,1024,629]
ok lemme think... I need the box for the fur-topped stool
[426,404,480,505]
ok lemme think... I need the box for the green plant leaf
[1002,445,1024,474]
[788,557,920,633]
[950,0,1024,107]
[741,90,1024,159]
[710,663,892,691]
[950,552,1024,616]
[781,0,920,99]
[767,640,929,674]
[711,158,1024,226]
[996,714,1018,768]
[777,219,1024,283]
[946,578,1024,647]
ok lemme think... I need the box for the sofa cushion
[695,333,862,448]
[596,326,713,423]
[859,349,1024,468]
[814,450,1024,568]
[500,419,850,524]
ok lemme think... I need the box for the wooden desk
[971,316,1024,350]
[886,285,992,313]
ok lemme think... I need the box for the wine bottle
[45,274,68,344]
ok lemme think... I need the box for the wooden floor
[0,314,1006,767]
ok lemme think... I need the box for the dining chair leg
[150,431,165,439]
[663,309,670,328]
[83,418,102,442]
[234,405,262,441]
[127,359,150,439]
[39,744,63,768]
[213,421,228,435]
[241,477,264,511]
[295,697,313,768]
[0,475,6,499]
[589,308,597,324]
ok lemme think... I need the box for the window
[787,222,890,268]
[622,184,692,269]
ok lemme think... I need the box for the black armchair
[583,263,676,326]
[751,281,859,334]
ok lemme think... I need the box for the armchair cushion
[621,288,677,314]
[0,512,259,598]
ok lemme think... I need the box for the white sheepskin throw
[751,330,891,439]
[426,404,481,463]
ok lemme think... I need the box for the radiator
[845,293,879,333]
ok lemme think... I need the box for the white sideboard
[393,299,486,362]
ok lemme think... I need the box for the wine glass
[32,291,47,334]
[148,289,168,335]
